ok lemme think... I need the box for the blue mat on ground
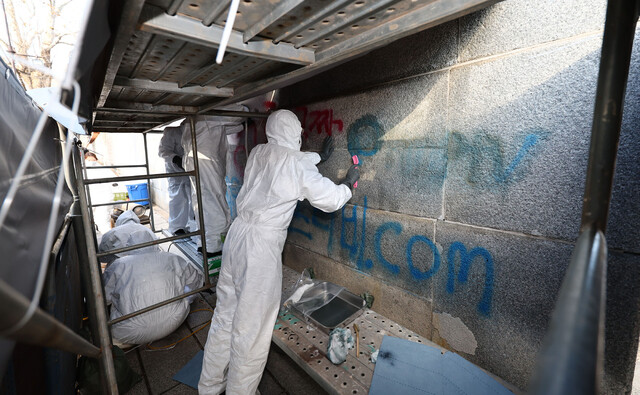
[369,336,513,395]
[172,350,204,389]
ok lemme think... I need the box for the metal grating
[275,265,435,394]
[92,0,499,133]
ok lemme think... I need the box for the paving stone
[160,383,197,394]
[258,368,287,395]
[125,348,149,395]
[137,324,203,394]
[264,346,326,395]
[185,295,214,330]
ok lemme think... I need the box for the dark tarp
[0,0,112,385]
[0,57,74,376]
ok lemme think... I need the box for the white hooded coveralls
[98,210,158,264]
[181,107,246,253]
[198,110,352,394]
[158,125,196,234]
[103,251,202,344]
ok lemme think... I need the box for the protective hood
[266,109,303,151]
[116,210,140,226]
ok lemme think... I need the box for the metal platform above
[93,0,498,133]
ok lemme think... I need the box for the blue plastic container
[126,183,149,205]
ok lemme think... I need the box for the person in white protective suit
[103,245,202,344]
[198,109,360,394]
[181,105,247,256]
[158,125,197,235]
[98,210,158,264]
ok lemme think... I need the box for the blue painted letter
[447,242,494,316]
[407,235,440,280]
[375,222,402,274]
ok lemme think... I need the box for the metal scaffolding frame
[70,113,248,392]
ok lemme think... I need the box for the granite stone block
[446,35,605,240]
[431,221,573,390]
[459,0,607,62]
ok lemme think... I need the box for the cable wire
[145,308,214,351]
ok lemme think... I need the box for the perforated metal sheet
[93,0,498,132]
[275,265,433,395]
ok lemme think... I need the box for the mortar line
[296,28,605,110]
[298,200,580,245]
[440,68,451,222]
[609,248,640,256]
[437,219,576,245]
[337,29,607,108]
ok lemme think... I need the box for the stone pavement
[122,292,326,395]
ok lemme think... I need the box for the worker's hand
[172,155,184,170]
[341,164,360,189]
[319,136,334,164]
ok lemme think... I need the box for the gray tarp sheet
[0,58,73,378]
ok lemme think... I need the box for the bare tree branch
[2,0,78,89]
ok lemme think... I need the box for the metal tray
[289,282,366,334]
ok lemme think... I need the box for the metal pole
[529,228,607,394]
[71,144,119,394]
[90,198,150,208]
[530,1,638,393]
[189,116,211,285]
[96,230,201,257]
[83,170,194,184]
[79,145,98,237]
[580,0,639,233]
[142,133,157,232]
[84,164,148,170]
[0,278,101,358]
[108,282,216,326]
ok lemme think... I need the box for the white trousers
[198,219,284,395]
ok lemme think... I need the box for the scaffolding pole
[142,133,157,231]
[71,144,119,394]
[73,119,211,332]
[0,277,101,358]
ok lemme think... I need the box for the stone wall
[274,0,640,392]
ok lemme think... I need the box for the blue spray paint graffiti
[375,222,402,274]
[407,235,441,281]
[347,114,384,163]
[447,242,494,316]
[497,133,538,183]
[289,196,495,317]
[448,131,541,186]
